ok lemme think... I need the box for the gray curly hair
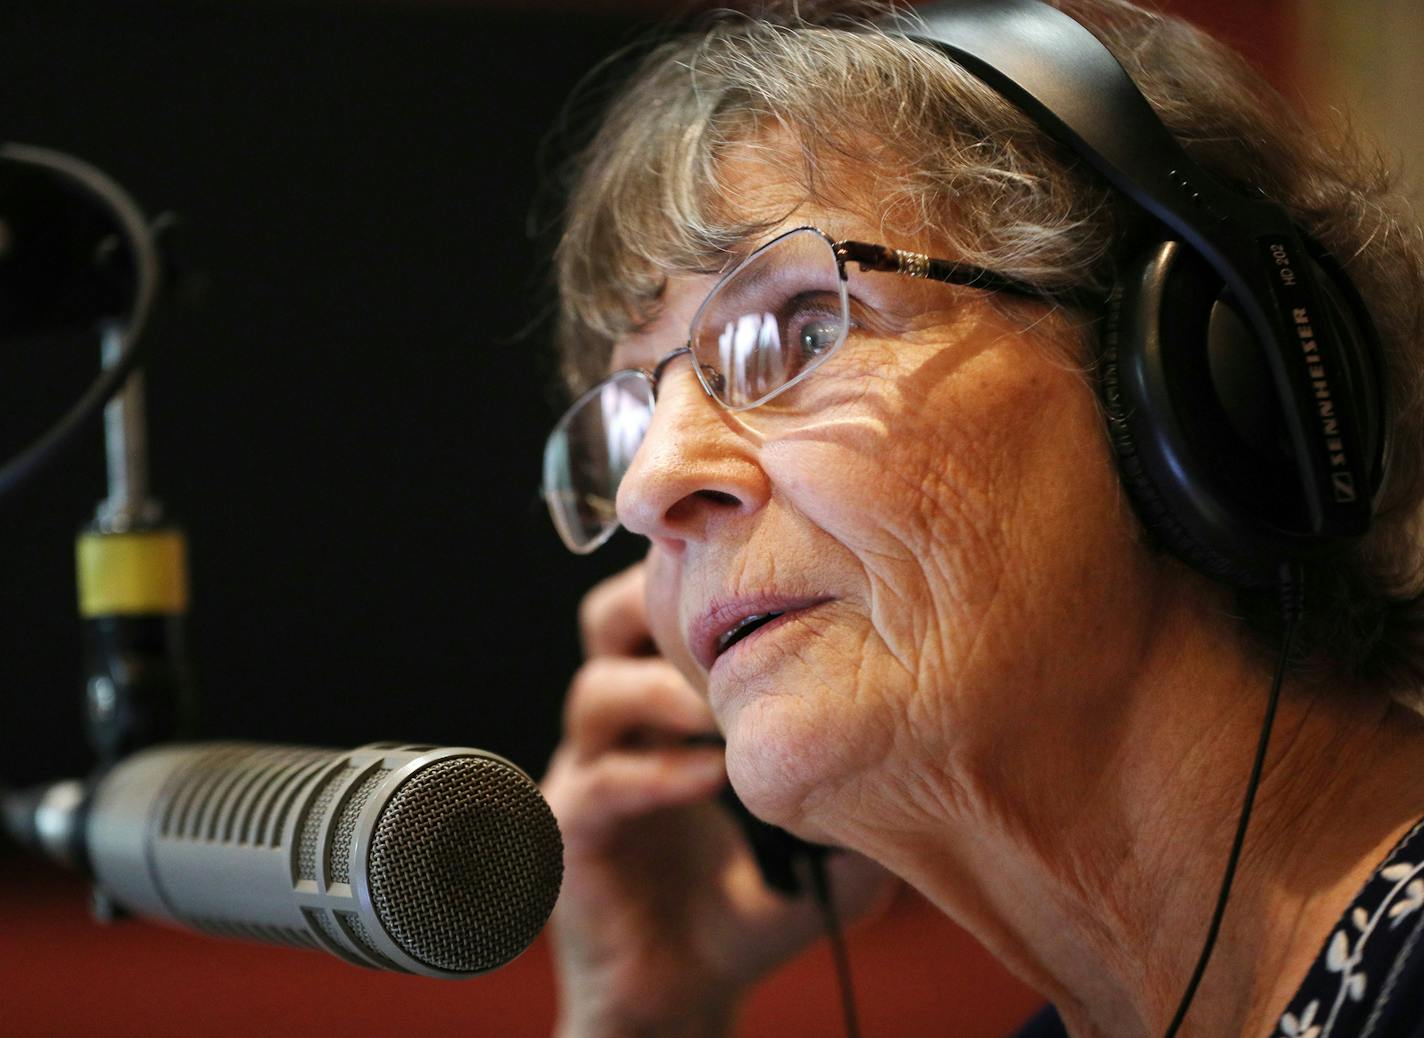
[551,0,1424,702]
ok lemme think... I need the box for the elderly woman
[538,1,1424,1035]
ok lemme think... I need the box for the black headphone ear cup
[1100,240,1292,588]
[1101,283,1264,587]
[1102,238,1388,589]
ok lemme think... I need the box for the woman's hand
[542,562,893,1038]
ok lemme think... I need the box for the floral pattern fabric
[1274,817,1424,1038]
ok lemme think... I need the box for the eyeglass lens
[543,369,654,553]
[543,227,850,552]
[691,227,849,409]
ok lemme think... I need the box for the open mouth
[694,596,833,671]
[716,611,784,656]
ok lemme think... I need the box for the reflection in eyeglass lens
[693,229,847,408]
[600,377,652,482]
[717,312,786,404]
[547,371,653,546]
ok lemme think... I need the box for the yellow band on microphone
[76,529,189,617]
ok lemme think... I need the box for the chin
[717,674,868,840]
[710,606,896,835]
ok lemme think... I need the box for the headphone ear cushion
[1102,297,1263,586]
[1099,240,1286,588]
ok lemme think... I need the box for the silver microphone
[80,741,563,978]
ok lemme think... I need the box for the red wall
[1167,0,1296,89]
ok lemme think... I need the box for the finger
[564,657,717,756]
[545,746,727,845]
[579,562,654,659]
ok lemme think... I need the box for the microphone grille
[366,754,563,974]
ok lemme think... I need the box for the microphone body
[83,741,562,978]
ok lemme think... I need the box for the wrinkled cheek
[758,425,1038,774]
[761,437,940,562]
[762,431,1001,658]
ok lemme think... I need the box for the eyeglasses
[542,225,1055,554]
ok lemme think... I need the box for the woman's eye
[799,318,842,356]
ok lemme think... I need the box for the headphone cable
[1162,562,1305,1038]
[808,851,862,1038]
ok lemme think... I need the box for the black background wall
[0,0,648,800]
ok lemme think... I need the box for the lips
[690,595,832,671]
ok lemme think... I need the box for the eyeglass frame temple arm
[833,240,1102,308]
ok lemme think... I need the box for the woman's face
[611,170,1170,852]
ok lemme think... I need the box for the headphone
[888,0,1388,589]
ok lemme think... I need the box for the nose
[616,353,771,552]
